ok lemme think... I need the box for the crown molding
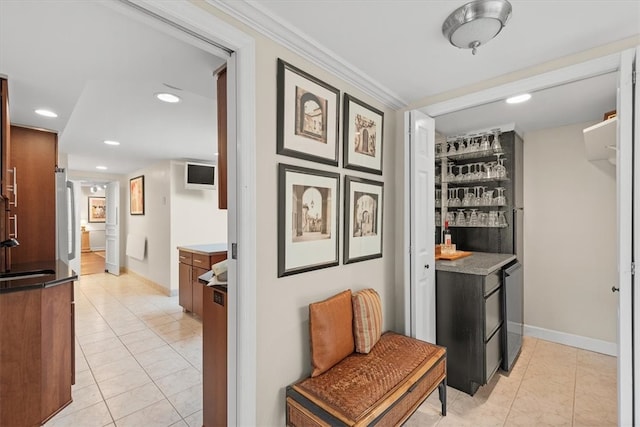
[206,0,408,110]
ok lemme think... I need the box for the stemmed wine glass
[494,154,507,179]
[447,162,456,182]
[479,133,491,151]
[456,209,466,226]
[469,209,479,226]
[491,128,502,152]
[494,187,506,205]
[497,211,508,227]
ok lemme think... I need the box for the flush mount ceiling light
[442,0,512,55]
[103,140,120,146]
[155,92,181,103]
[34,108,58,118]
[96,166,107,170]
[506,93,531,104]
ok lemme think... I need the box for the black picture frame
[277,59,340,166]
[278,163,340,277]
[129,175,145,215]
[344,175,383,264]
[343,93,384,175]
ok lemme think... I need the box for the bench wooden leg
[438,378,447,416]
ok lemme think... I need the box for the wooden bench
[285,290,447,426]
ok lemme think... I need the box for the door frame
[112,1,257,424]
[406,47,637,424]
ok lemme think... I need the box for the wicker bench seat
[286,290,447,426]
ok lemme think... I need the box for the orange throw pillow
[309,290,355,377]
[352,288,382,354]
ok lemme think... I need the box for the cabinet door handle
[194,259,202,264]
[8,214,17,239]
[7,167,16,207]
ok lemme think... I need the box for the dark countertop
[177,243,227,255]
[0,260,78,294]
[436,252,516,276]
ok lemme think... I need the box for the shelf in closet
[444,177,510,185]
[437,148,504,161]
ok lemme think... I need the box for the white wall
[523,121,617,345]
[125,161,172,291]
[169,160,227,292]
[124,160,227,295]
[251,41,397,426]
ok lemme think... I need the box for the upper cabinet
[216,66,228,210]
[1,78,11,201]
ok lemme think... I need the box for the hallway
[47,273,203,426]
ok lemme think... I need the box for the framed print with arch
[344,175,383,264]
[343,93,384,175]
[277,59,340,166]
[278,163,340,277]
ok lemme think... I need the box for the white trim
[123,1,258,424]
[524,324,617,357]
[422,52,622,117]
[205,0,407,110]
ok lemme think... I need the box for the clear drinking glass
[482,189,494,206]
[494,154,507,179]
[491,128,502,152]
[469,209,479,226]
[497,211,508,227]
[435,189,441,207]
[494,187,506,205]
[456,209,466,226]
[480,133,491,151]
[447,162,456,182]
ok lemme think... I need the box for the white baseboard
[524,324,617,356]
[122,268,178,297]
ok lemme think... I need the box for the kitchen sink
[0,269,56,281]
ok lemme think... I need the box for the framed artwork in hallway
[88,196,106,223]
[278,163,340,277]
[130,175,145,215]
[276,58,340,166]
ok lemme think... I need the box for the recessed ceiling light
[35,109,58,118]
[506,93,531,104]
[104,140,120,146]
[155,92,181,103]
[96,166,108,170]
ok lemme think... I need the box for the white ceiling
[0,1,225,175]
[0,1,638,176]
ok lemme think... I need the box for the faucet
[0,238,19,248]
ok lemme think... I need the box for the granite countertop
[177,243,227,255]
[436,252,516,276]
[0,259,78,294]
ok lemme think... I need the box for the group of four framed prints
[276,59,385,277]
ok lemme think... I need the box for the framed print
[277,59,340,166]
[130,175,145,215]
[344,175,383,264]
[278,163,340,277]
[88,197,106,223]
[343,93,384,175]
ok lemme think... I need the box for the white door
[404,110,436,342]
[105,181,120,276]
[68,180,81,274]
[617,47,635,426]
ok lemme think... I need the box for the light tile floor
[46,273,203,427]
[47,272,617,427]
[406,334,617,426]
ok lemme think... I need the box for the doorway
[405,49,636,425]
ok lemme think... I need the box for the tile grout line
[502,337,538,426]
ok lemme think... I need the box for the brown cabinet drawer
[178,250,193,265]
[192,253,211,269]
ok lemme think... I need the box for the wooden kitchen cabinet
[178,246,227,317]
[216,66,227,210]
[1,78,11,272]
[0,281,75,426]
[203,285,227,426]
[10,125,57,265]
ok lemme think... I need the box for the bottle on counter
[442,221,453,254]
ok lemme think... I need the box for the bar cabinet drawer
[178,251,193,265]
[485,327,502,382]
[484,270,502,296]
[485,288,502,340]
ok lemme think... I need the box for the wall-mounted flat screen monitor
[185,162,216,190]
